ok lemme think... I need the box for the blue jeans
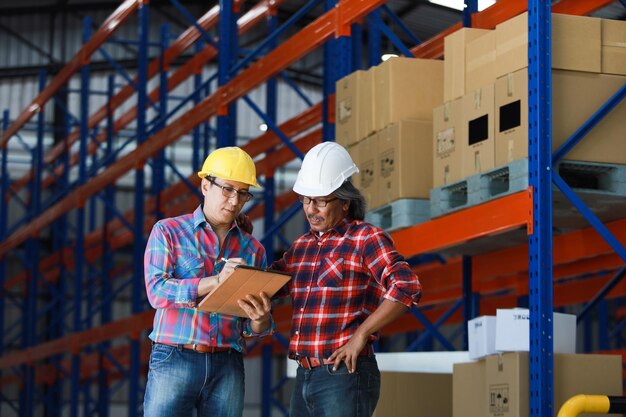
[143,343,244,417]
[289,356,381,417]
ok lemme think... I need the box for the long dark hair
[334,180,367,221]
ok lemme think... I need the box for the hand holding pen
[218,257,244,283]
[198,257,246,297]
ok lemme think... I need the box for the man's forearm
[197,275,219,297]
[354,299,409,340]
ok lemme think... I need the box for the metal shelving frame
[0,0,624,416]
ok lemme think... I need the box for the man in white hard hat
[144,147,273,417]
[271,142,422,417]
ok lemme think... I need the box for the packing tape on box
[473,89,483,108]
[507,72,514,96]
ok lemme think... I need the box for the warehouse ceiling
[0,0,623,84]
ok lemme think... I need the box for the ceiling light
[258,123,268,132]
[428,0,496,12]
[381,54,399,62]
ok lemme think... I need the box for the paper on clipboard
[197,265,291,318]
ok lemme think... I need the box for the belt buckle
[192,344,202,353]
[303,357,312,368]
[297,356,312,368]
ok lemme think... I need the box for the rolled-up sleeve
[364,230,421,308]
[144,222,201,309]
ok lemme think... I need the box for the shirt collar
[193,205,207,229]
[192,205,241,235]
[309,217,352,238]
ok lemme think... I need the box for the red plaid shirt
[272,218,421,358]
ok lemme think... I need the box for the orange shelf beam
[391,189,533,258]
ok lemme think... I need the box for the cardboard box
[466,30,496,92]
[495,12,602,77]
[495,11,528,79]
[373,57,443,132]
[433,98,464,187]
[485,353,622,417]
[375,372,452,417]
[494,69,528,165]
[462,84,495,177]
[494,68,626,166]
[602,19,626,75]
[495,308,576,353]
[352,134,381,210]
[378,120,433,205]
[335,70,375,148]
[444,27,492,101]
[553,13,602,73]
[468,316,497,360]
[453,360,486,417]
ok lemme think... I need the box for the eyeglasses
[207,177,254,202]
[298,196,338,207]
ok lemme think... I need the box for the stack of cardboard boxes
[454,309,623,417]
[335,57,443,210]
[496,13,626,166]
[434,13,626,190]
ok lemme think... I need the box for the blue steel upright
[130,3,150,415]
[527,2,554,416]
[367,8,382,68]
[99,73,116,417]
[153,24,170,222]
[217,0,238,148]
[262,12,278,417]
[0,110,8,415]
[462,0,477,27]
[70,16,92,417]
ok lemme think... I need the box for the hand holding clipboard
[197,265,291,318]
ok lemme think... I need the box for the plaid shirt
[144,205,273,353]
[272,218,421,358]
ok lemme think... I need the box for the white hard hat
[293,142,359,196]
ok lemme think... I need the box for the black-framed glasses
[298,196,338,207]
[207,177,254,202]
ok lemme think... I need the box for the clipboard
[197,265,291,318]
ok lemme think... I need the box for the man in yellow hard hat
[271,142,422,417]
[143,146,273,417]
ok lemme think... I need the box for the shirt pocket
[317,257,344,287]
[174,253,204,279]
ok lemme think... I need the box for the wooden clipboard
[197,265,291,318]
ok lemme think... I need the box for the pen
[216,258,229,283]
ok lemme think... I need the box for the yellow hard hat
[197,147,260,187]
